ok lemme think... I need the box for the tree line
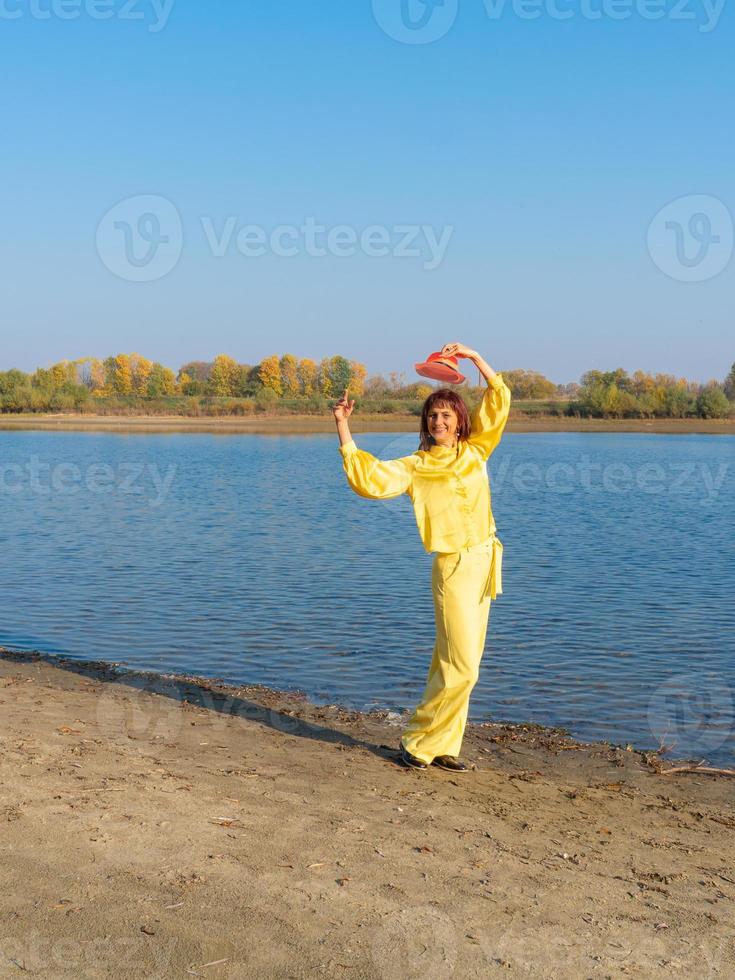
[0,354,369,415]
[571,366,734,420]
[0,354,732,419]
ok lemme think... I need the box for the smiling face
[427,401,459,447]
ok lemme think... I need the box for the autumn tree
[209,354,239,397]
[348,360,367,396]
[49,361,77,388]
[298,358,317,395]
[130,353,153,396]
[317,357,333,396]
[147,363,177,397]
[259,355,283,396]
[178,371,195,393]
[0,369,30,394]
[630,370,656,398]
[280,354,300,396]
[501,369,556,400]
[74,358,105,392]
[103,354,134,395]
[179,361,213,382]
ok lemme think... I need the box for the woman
[333,342,511,772]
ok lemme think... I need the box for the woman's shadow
[1,647,404,766]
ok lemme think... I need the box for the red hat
[414,351,466,385]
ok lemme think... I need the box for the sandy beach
[1,649,733,979]
[0,413,733,435]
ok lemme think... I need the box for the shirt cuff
[488,373,505,390]
[339,439,359,457]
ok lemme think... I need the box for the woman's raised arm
[333,387,356,447]
[440,343,511,461]
[333,387,416,500]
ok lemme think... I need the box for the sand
[0,413,733,435]
[1,649,733,979]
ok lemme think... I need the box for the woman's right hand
[333,388,355,422]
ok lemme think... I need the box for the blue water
[1,429,733,764]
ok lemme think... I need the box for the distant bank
[1,412,734,434]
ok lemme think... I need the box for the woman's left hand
[441,342,477,361]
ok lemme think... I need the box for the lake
[1,429,733,764]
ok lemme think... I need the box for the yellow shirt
[339,373,511,555]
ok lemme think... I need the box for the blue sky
[1,0,733,384]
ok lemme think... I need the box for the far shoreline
[1,412,734,435]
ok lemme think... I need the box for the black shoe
[431,755,469,772]
[398,743,428,770]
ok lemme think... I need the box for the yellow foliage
[130,353,153,396]
[210,354,239,396]
[318,357,333,396]
[298,358,317,395]
[104,354,134,395]
[280,354,300,396]
[349,360,367,396]
[259,355,283,396]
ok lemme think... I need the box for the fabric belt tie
[482,535,503,601]
[439,534,503,602]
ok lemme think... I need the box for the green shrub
[696,387,731,419]
[255,388,279,412]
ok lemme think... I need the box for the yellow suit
[339,374,511,763]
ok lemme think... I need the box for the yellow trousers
[401,536,503,764]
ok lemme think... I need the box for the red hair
[419,388,471,453]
